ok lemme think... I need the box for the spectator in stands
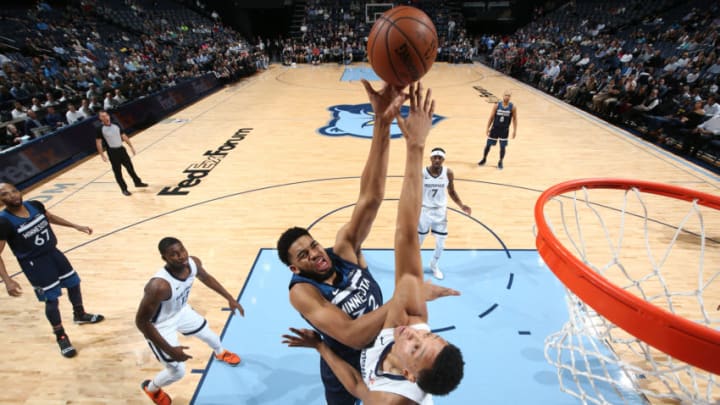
[103,92,116,110]
[9,81,30,101]
[3,124,26,147]
[674,100,707,151]
[11,102,28,120]
[23,110,44,136]
[65,103,85,125]
[89,96,102,112]
[42,92,59,108]
[703,95,720,117]
[79,98,93,118]
[624,88,661,125]
[687,114,720,156]
[86,83,98,100]
[112,89,126,106]
[44,106,65,129]
[30,97,43,112]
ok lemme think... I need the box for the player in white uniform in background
[284,82,464,404]
[136,237,245,405]
[419,148,471,280]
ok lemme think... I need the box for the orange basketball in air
[367,6,438,87]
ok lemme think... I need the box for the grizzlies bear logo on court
[318,103,445,139]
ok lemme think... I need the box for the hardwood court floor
[0,62,717,404]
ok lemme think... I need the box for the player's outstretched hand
[396,82,435,148]
[361,79,408,127]
[282,327,322,349]
[423,279,460,302]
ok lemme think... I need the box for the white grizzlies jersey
[422,167,448,209]
[361,323,434,405]
[151,258,198,325]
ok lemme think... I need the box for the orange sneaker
[141,380,171,405]
[215,349,241,366]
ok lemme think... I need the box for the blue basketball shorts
[19,249,80,301]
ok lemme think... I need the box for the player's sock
[146,380,160,393]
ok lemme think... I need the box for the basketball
[367,6,438,87]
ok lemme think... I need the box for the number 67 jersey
[0,201,58,260]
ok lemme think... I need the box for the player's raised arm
[392,82,435,322]
[333,81,406,266]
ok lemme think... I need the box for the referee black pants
[107,146,142,192]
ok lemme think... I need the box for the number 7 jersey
[0,201,58,260]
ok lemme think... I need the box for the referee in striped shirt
[95,110,148,196]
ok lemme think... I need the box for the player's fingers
[361,79,376,96]
[424,87,432,113]
[415,82,423,108]
[429,99,436,117]
[408,82,417,110]
[396,115,408,136]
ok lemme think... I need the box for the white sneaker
[430,260,444,280]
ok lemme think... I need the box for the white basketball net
[540,185,720,405]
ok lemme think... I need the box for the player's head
[158,237,188,271]
[429,147,445,168]
[0,183,22,209]
[417,342,464,395]
[393,326,464,396]
[277,227,334,282]
[503,90,512,103]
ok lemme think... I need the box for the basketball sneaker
[57,335,77,358]
[478,158,486,166]
[215,349,241,366]
[498,160,504,170]
[74,312,105,324]
[141,380,171,405]
[430,259,444,280]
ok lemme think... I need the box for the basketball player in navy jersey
[136,237,244,405]
[284,82,464,403]
[0,182,104,358]
[277,80,459,405]
[478,90,518,169]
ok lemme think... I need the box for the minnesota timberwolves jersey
[288,248,384,359]
[0,201,58,260]
[422,167,448,209]
[151,257,198,325]
[492,101,513,132]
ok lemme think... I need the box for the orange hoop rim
[534,178,720,375]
